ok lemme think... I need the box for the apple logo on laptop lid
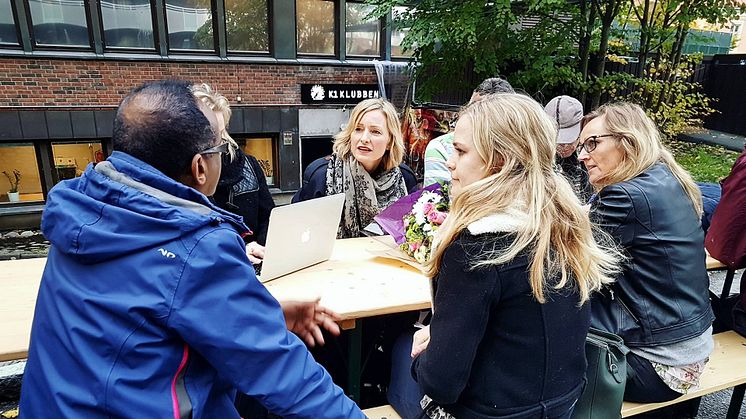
[301,228,311,243]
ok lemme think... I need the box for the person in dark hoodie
[19,80,364,419]
[543,95,593,204]
[192,83,274,264]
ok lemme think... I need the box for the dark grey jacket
[590,163,714,347]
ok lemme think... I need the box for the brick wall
[0,58,379,107]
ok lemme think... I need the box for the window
[0,0,19,45]
[391,6,412,57]
[0,143,43,204]
[165,0,213,51]
[28,0,90,47]
[345,1,379,56]
[51,142,104,184]
[100,0,155,49]
[225,0,268,53]
[296,0,334,55]
[241,138,275,186]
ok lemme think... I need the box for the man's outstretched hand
[281,299,341,347]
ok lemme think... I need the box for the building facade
[0,0,412,227]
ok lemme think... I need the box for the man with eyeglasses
[20,80,365,419]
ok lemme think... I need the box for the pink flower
[422,202,434,215]
[430,211,447,225]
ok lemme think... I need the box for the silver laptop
[258,193,345,282]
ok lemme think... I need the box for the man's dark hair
[113,80,216,180]
[474,77,515,95]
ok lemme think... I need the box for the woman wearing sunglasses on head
[578,103,714,416]
[292,98,417,238]
[192,84,275,265]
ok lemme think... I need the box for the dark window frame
[0,141,48,205]
[0,0,23,48]
[223,0,272,56]
[390,5,412,60]
[23,0,95,51]
[295,0,337,58]
[236,134,279,186]
[98,0,160,52]
[163,0,218,54]
[48,139,106,185]
[343,0,382,59]
[0,1,410,65]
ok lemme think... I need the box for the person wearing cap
[544,95,593,203]
[423,77,514,187]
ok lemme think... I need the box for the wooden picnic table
[0,236,432,402]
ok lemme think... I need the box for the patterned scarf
[325,154,407,239]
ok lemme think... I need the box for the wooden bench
[363,404,401,419]
[622,330,746,418]
[363,332,746,419]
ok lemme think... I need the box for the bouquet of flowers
[375,182,450,264]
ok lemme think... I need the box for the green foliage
[668,141,739,183]
[370,0,582,99]
[195,0,269,51]
[608,54,716,140]
[370,0,738,138]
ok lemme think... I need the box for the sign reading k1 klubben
[300,84,384,105]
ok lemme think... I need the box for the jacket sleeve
[400,163,419,194]
[166,229,364,419]
[706,150,746,268]
[292,158,329,203]
[423,136,451,187]
[412,238,499,405]
[247,155,275,246]
[591,184,635,247]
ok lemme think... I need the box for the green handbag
[572,328,630,419]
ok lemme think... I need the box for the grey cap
[544,95,583,144]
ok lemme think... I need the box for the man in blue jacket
[20,80,365,418]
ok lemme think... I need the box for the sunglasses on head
[198,141,230,156]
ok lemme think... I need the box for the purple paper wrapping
[374,183,443,245]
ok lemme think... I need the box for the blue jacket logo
[158,248,176,259]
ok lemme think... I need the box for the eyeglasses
[198,141,229,156]
[576,134,617,155]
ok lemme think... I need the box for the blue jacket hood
[42,151,250,264]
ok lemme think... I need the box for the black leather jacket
[590,163,714,347]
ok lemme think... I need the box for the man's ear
[189,154,208,188]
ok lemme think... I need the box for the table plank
[0,257,46,362]
[263,237,432,321]
[0,237,432,361]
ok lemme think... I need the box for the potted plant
[258,159,274,186]
[3,169,21,202]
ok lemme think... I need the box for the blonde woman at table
[292,98,417,238]
[403,94,619,419]
[292,98,418,402]
[579,103,713,418]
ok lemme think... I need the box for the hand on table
[246,241,265,265]
[281,299,341,348]
[411,325,430,358]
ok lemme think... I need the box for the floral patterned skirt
[420,395,456,419]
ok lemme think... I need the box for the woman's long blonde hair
[582,102,702,215]
[191,83,238,160]
[425,94,620,304]
[333,98,405,172]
